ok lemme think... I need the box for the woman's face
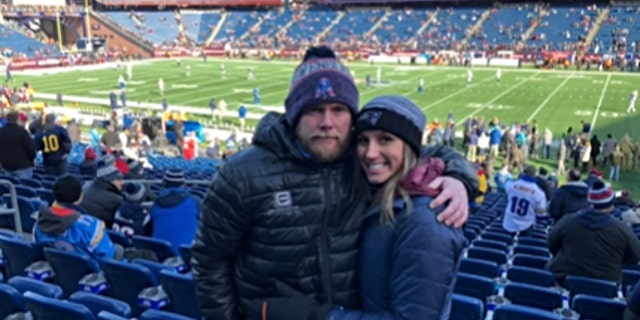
[356,130,405,185]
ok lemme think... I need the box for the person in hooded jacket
[150,169,199,252]
[548,169,589,221]
[80,156,124,228]
[192,46,477,320]
[547,180,640,285]
[80,147,98,177]
[248,96,466,320]
[113,182,152,237]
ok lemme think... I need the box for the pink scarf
[400,157,445,197]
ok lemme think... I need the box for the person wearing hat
[80,147,98,177]
[0,111,36,179]
[113,182,152,237]
[80,156,125,228]
[34,113,72,176]
[33,175,124,261]
[250,96,466,319]
[125,159,145,179]
[547,180,640,285]
[149,169,199,252]
[192,46,478,320]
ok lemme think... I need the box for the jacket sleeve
[548,190,562,221]
[328,204,465,320]
[22,130,36,161]
[192,165,250,320]
[420,145,479,199]
[623,227,640,264]
[547,216,567,255]
[80,215,117,259]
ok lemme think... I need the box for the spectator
[494,164,513,191]
[549,169,588,221]
[150,169,199,252]
[113,182,151,237]
[80,156,124,228]
[502,165,547,235]
[535,167,552,200]
[34,114,71,176]
[583,167,601,187]
[66,119,80,144]
[125,159,144,179]
[547,180,640,285]
[80,147,97,177]
[602,133,616,166]
[100,125,120,150]
[616,190,636,208]
[0,111,35,178]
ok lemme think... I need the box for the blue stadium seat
[132,235,178,262]
[473,239,509,253]
[623,269,640,295]
[571,294,626,320]
[140,308,196,320]
[517,237,548,248]
[19,179,41,189]
[507,266,556,288]
[106,230,131,248]
[512,245,550,258]
[0,176,19,185]
[0,237,43,278]
[481,232,514,245]
[8,276,63,299]
[450,293,483,320]
[464,230,477,242]
[97,311,129,320]
[178,244,191,270]
[503,283,563,311]
[43,248,101,298]
[511,254,549,270]
[564,275,618,299]
[14,186,38,199]
[100,259,158,316]
[23,291,95,320]
[0,283,26,318]
[70,291,131,318]
[160,270,201,319]
[36,189,55,206]
[132,259,176,281]
[453,273,495,302]
[492,304,562,320]
[467,247,507,265]
[459,258,500,278]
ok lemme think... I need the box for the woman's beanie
[588,180,615,209]
[285,46,358,127]
[355,95,426,156]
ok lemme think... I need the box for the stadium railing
[0,180,24,234]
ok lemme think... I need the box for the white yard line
[422,75,496,111]
[526,74,573,122]
[589,72,612,136]
[455,72,540,126]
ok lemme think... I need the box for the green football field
[14,58,640,194]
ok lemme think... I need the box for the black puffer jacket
[80,178,123,228]
[191,112,478,320]
[549,181,589,221]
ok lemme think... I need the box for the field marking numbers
[527,75,572,122]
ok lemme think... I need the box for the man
[502,165,548,235]
[628,90,637,113]
[80,156,124,228]
[0,111,35,178]
[100,125,120,151]
[547,180,640,285]
[548,169,588,221]
[192,46,478,320]
[34,114,71,176]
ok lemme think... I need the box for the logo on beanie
[359,110,382,126]
[315,77,336,99]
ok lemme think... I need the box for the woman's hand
[428,176,469,228]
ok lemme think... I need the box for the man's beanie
[96,157,124,182]
[53,175,83,203]
[354,95,426,155]
[285,46,358,127]
[122,182,146,202]
[163,169,185,187]
[588,180,615,209]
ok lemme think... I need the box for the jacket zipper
[318,168,333,304]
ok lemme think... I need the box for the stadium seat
[100,259,159,316]
[0,283,26,318]
[503,282,563,311]
[160,270,200,319]
[8,276,63,299]
[511,254,549,270]
[459,258,501,278]
[36,189,55,206]
[453,273,496,302]
[492,304,562,320]
[464,230,477,242]
[481,232,513,245]
[0,176,19,185]
[106,230,131,248]
[178,244,192,270]
[97,311,129,320]
[19,179,41,189]
[512,245,550,258]
[473,239,509,253]
[140,308,196,320]
[466,247,507,265]
[14,186,38,199]
[564,275,618,299]
[43,248,101,298]
[623,269,640,294]
[517,237,548,248]
[132,259,176,281]
[0,237,43,278]
[132,235,178,262]
[23,291,95,320]
[450,293,483,320]
[507,266,556,288]
[571,294,626,320]
[70,291,131,318]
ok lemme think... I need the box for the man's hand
[428,176,469,228]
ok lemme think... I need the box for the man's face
[295,103,352,163]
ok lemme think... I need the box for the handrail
[0,180,23,234]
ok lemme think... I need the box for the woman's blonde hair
[372,143,419,225]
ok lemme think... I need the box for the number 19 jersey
[503,178,548,232]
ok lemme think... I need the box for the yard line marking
[589,73,611,137]
[455,71,541,126]
[526,74,573,122]
[422,75,496,111]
